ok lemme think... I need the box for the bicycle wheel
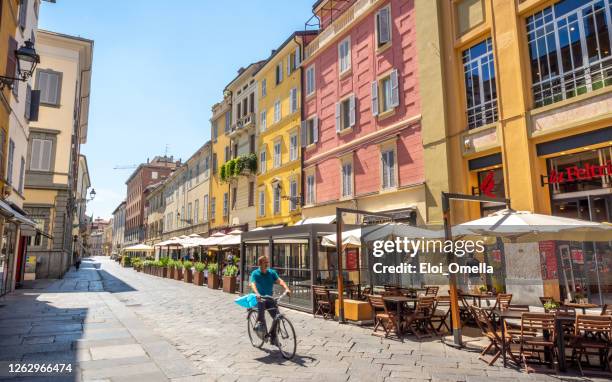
[275,316,297,359]
[247,310,264,348]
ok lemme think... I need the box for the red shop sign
[545,161,611,185]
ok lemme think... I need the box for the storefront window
[477,167,506,215]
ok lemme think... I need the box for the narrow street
[0,257,605,382]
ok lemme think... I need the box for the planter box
[174,268,183,280]
[208,273,220,289]
[193,271,204,286]
[223,276,237,293]
[183,269,193,283]
[161,267,168,278]
[168,267,174,279]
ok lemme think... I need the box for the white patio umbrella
[217,230,242,246]
[201,232,227,246]
[457,209,612,242]
[123,243,154,252]
[322,228,362,248]
[361,222,442,242]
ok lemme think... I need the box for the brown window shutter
[6,37,18,78]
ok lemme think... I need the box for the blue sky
[38,0,315,219]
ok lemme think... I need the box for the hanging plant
[247,153,257,173]
[220,164,227,182]
[227,159,237,178]
[235,156,247,175]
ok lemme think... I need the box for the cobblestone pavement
[0,256,608,382]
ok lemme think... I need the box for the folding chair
[519,313,557,373]
[569,314,612,374]
[367,295,401,339]
[313,285,334,319]
[470,306,519,366]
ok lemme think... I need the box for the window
[225,111,231,133]
[276,63,283,85]
[249,92,255,113]
[376,5,391,46]
[212,153,217,174]
[336,95,356,132]
[203,195,209,221]
[260,110,267,131]
[288,47,300,74]
[273,185,281,214]
[381,149,396,189]
[289,133,298,161]
[306,65,315,96]
[225,146,230,162]
[231,187,237,209]
[338,37,351,74]
[274,100,281,122]
[261,79,267,97]
[260,149,267,174]
[223,193,229,216]
[152,171,158,179]
[18,0,27,30]
[372,69,399,115]
[7,139,14,184]
[18,157,24,193]
[187,203,192,225]
[274,140,282,168]
[463,38,498,129]
[212,122,218,142]
[259,189,265,217]
[289,179,298,211]
[180,207,185,227]
[289,87,298,114]
[527,0,612,107]
[301,116,318,146]
[248,181,255,207]
[194,200,199,223]
[30,138,52,171]
[306,174,315,205]
[211,197,216,220]
[341,161,353,197]
[36,70,61,106]
[250,134,255,154]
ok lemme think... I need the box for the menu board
[539,241,558,280]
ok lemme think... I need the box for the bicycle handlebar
[259,291,288,302]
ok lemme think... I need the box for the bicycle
[246,291,297,359]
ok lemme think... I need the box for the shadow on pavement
[252,347,317,368]
[0,290,83,381]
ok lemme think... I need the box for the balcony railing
[305,0,381,60]
[230,113,255,135]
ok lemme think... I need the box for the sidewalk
[0,258,200,381]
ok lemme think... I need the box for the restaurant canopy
[457,208,612,242]
[123,243,154,252]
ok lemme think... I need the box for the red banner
[346,249,358,270]
[539,241,558,280]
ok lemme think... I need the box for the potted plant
[479,285,488,294]
[574,292,588,304]
[543,300,560,313]
[223,264,238,294]
[174,260,183,281]
[183,261,193,283]
[159,258,169,278]
[193,262,206,286]
[207,263,219,289]
[166,259,175,279]
[121,255,131,268]
[132,258,142,272]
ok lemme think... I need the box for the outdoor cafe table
[383,296,418,338]
[563,302,599,314]
[494,309,576,372]
[460,292,496,307]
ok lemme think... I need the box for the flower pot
[184,269,193,283]
[161,267,168,278]
[223,276,237,294]
[167,266,173,279]
[193,271,204,286]
[174,268,183,280]
[208,273,219,289]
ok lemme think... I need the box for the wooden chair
[485,293,513,321]
[430,295,451,333]
[383,285,402,296]
[424,285,439,297]
[367,295,401,338]
[404,296,436,339]
[470,306,519,366]
[601,304,612,316]
[518,313,557,373]
[568,315,612,374]
[312,286,334,319]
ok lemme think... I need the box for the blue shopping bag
[235,293,258,309]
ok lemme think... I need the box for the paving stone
[89,344,147,360]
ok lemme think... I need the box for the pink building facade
[301,0,425,223]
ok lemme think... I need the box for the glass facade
[527,0,612,107]
[462,38,498,129]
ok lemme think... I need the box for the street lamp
[87,188,96,202]
[0,40,40,90]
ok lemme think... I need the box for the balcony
[305,0,381,60]
[229,113,255,137]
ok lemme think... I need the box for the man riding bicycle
[250,255,291,342]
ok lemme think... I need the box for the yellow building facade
[440,0,611,302]
[209,95,232,232]
[254,32,316,227]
